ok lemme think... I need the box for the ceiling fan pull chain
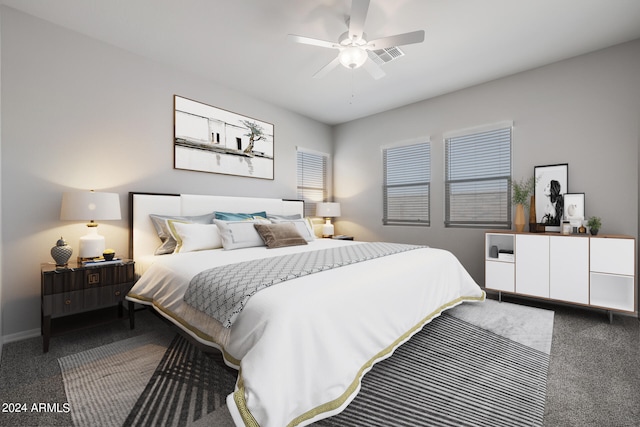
[349,69,356,105]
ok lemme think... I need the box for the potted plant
[511,176,536,232]
[587,216,602,235]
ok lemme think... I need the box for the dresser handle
[114,291,121,296]
[65,299,71,305]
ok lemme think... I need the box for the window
[297,148,329,217]
[444,125,512,228]
[383,141,431,226]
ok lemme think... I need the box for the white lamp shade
[339,46,368,69]
[60,191,121,221]
[60,191,121,259]
[316,202,341,218]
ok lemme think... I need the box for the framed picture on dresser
[563,193,585,231]
[534,163,568,232]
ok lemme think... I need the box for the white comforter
[126,239,484,427]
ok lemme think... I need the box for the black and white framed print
[534,163,568,231]
[174,95,274,179]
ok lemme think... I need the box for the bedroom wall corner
[0,6,333,339]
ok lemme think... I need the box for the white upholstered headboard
[129,192,305,261]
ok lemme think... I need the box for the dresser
[485,231,636,321]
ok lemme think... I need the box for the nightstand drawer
[44,291,84,317]
[42,269,85,295]
[43,263,136,295]
[83,283,134,310]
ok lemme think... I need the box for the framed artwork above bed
[173,95,274,180]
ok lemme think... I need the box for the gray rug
[59,299,553,426]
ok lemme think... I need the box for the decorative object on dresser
[563,193,585,232]
[41,260,136,352]
[485,231,636,322]
[534,163,568,232]
[51,236,73,266]
[60,190,122,260]
[316,202,341,238]
[587,216,602,235]
[174,95,274,179]
[511,176,536,232]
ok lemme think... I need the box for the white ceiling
[3,0,640,125]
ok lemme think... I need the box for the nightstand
[41,260,136,352]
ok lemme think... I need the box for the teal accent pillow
[214,211,267,221]
[267,213,302,220]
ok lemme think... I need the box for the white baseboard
[2,328,40,345]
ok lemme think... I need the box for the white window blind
[297,149,328,217]
[445,126,512,228]
[383,142,430,226]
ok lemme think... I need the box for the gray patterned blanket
[183,242,424,327]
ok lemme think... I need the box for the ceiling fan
[288,0,425,80]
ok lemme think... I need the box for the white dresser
[485,231,636,320]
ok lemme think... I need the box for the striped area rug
[314,313,549,427]
[123,334,236,426]
[60,300,552,426]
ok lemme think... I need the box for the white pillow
[214,219,270,250]
[270,218,316,242]
[167,220,223,253]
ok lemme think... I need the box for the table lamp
[316,202,341,238]
[60,190,121,260]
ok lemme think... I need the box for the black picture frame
[534,163,568,232]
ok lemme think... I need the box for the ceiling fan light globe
[339,46,367,69]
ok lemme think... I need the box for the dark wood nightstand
[41,260,136,352]
[332,235,354,240]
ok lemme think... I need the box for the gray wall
[333,40,640,290]
[0,7,3,358]
[0,7,333,339]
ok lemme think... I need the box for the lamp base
[322,219,335,238]
[79,225,105,259]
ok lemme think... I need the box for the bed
[126,192,485,427]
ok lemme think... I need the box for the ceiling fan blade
[288,34,339,49]
[367,30,425,50]
[363,59,385,80]
[348,0,370,41]
[313,56,341,79]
